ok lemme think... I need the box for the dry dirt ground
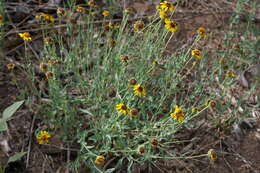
[1,0,260,172]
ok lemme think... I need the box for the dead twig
[26,114,36,168]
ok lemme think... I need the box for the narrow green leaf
[2,100,24,120]
[8,152,27,163]
[0,119,8,132]
[104,168,116,173]
[79,108,94,116]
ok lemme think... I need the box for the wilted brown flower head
[128,78,137,86]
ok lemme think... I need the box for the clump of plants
[7,0,258,172]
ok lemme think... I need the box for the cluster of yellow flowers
[114,76,186,123]
[115,104,139,117]
[157,1,178,33]
[75,2,110,17]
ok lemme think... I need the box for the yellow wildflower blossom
[133,84,147,97]
[207,149,217,161]
[35,13,54,23]
[191,49,201,59]
[87,0,96,7]
[157,1,175,12]
[102,10,110,17]
[48,58,59,65]
[45,71,54,79]
[6,63,15,70]
[18,32,32,42]
[159,10,169,20]
[36,131,51,144]
[226,71,236,77]
[109,39,116,48]
[76,5,85,13]
[133,20,145,32]
[192,61,197,66]
[115,103,129,115]
[124,8,134,14]
[170,105,185,123]
[57,8,66,17]
[95,155,105,165]
[165,20,179,33]
[197,27,206,38]
[151,138,159,148]
[39,63,48,72]
[137,145,145,155]
[120,55,129,63]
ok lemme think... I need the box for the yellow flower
[109,39,116,48]
[95,155,105,165]
[191,49,201,59]
[159,10,169,20]
[48,58,59,65]
[137,145,145,155]
[120,55,129,63]
[18,32,32,42]
[152,60,158,65]
[124,8,134,14]
[170,105,185,123]
[76,5,85,13]
[45,71,54,79]
[6,63,15,70]
[36,131,51,144]
[133,20,145,32]
[102,10,110,17]
[165,20,179,33]
[133,84,147,97]
[57,8,66,17]
[87,0,96,7]
[39,63,48,72]
[207,149,217,161]
[197,27,206,38]
[35,13,54,23]
[157,1,175,12]
[0,15,3,25]
[226,71,236,77]
[104,22,115,31]
[151,138,159,148]
[115,104,129,115]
